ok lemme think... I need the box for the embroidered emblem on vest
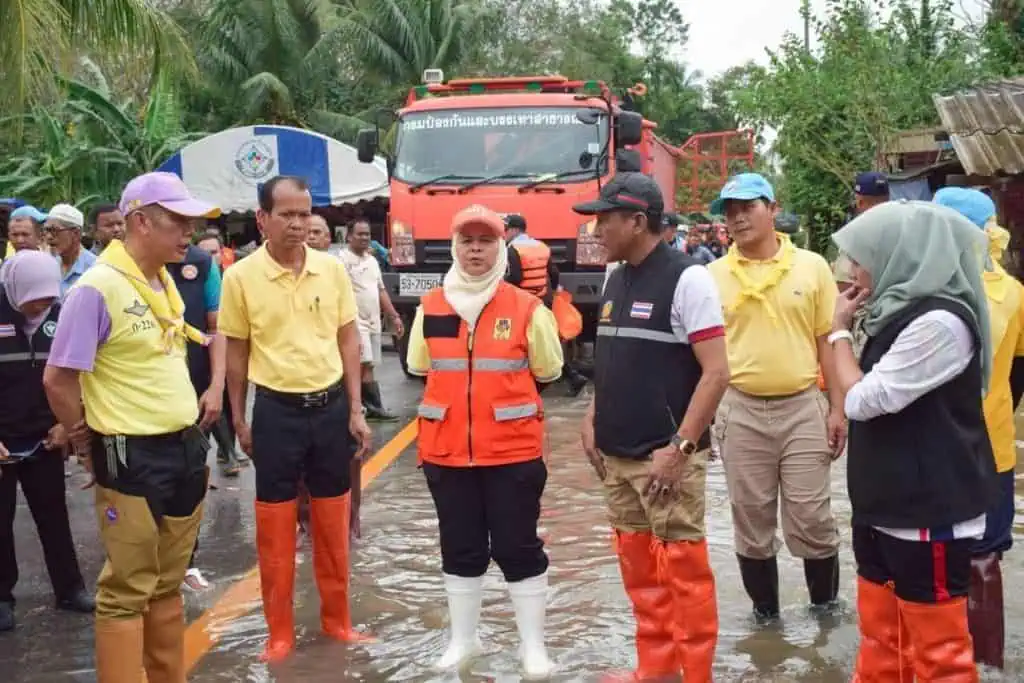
[181,264,198,280]
[630,301,654,319]
[600,301,613,322]
[42,321,57,337]
[493,318,512,340]
[124,299,150,317]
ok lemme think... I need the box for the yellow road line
[182,421,418,673]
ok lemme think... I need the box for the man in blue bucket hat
[708,172,844,624]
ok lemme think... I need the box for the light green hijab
[831,200,992,389]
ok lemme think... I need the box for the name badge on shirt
[630,302,654,320]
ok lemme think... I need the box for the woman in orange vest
[405,204,565,678]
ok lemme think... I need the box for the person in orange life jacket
[831,201,996,682]
[166,244,228,593]
[505,213,588,397]
[0,251,94,633]
[576,173,730,683]
[406,204,564,677]
[934,187,1024,670]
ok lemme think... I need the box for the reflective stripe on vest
[0,351,48,363]
[513,241,551,297]
[597,325,682,344]
[429,358,529,372]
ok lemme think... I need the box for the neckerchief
[723,233,796,323]
[98,239,208,353]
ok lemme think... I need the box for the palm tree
[338,0,483,85]
[0,0,193,113]
[194,0,377,139]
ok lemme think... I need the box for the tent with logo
[156,125,389,213]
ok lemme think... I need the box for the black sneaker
[0,602,13,632]
[55,588,95,614]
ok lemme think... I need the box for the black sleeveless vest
[167,246,213,395]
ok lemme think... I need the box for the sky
[678,0,988,80]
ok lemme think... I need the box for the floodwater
[2,357,1023,681]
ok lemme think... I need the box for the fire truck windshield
[394,106,609,186]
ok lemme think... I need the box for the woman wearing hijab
[830,200,995,681]
[0,250,93,632]
[405,204,564,678]
[933,187,1023,670]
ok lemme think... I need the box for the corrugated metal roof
[934,78,1024,176]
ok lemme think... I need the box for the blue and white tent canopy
[157,125,389,213]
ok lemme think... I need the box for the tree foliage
[727,0,991,253]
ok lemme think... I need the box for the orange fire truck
[356,72,753,375]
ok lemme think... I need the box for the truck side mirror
[615,149,642,172]
[615,111,643,147]
[356,129,378,164]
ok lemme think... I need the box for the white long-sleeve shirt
[845,309,986,541]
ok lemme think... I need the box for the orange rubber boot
[852,577,913,682]
[900,597,979,682]
[255,499,298,662]
[310,493,374,643]
[602,530,680,683]
[658,539,717,683]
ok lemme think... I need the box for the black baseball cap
[572,173,664,215]
[504,214,526,230]
[661,212,680,229]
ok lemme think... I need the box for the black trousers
[0,447,84,603]
[423,458,548,583]
[853,524,972,603]
[251,385,353,502]
[212,385,237,461]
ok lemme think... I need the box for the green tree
[726,0,984,253]
[0,0,193,113]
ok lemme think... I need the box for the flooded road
[3,354,1024,681]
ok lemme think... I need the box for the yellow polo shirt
[709,242,837,397]
[219,245,358,393]
[982,269,1024,472]
[68,266,198,435]
[406,302,564,382]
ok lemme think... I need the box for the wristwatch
[669,434,698,456]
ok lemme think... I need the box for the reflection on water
[189,404,1024,681]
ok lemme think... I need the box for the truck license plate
[399,273,443,297]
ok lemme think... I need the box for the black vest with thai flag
[594,241,706,458]
[0,292,60,442]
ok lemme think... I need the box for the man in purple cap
[853,171,890,215]
[43,172,220,683]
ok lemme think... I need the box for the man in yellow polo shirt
[43,172,220,683]
[219,175,372,663]
[934,187,1024,669]
[708,173,843,623]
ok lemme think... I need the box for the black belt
[256,381,344,409]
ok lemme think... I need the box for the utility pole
[802,0,811,51]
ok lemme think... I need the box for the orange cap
[451,204,506,238]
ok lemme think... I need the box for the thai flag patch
[630,302,654,319]
[0,324,15,338]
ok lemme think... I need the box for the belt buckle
[301,390,329,408]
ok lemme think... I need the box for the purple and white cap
[119,172,221,219]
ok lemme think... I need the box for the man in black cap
[577,172,730,682]
[854,171,890,215]
[504,213,588,396]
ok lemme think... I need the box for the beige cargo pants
[713,386,839,560]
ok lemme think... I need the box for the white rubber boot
[508,572,554,679]
[434,574,484,670]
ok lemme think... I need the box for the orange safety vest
[417,281,545,467]
[512,240,551,298]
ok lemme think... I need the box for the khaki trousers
[601,450,709,542]
[714,386,838,560]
